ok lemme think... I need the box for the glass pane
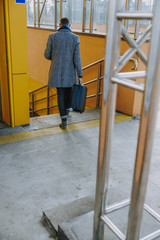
[127,0,138,31]
[72,0,83,32]
[56,1,60,28]
[125,0,155,37]
[27,0,34,26]
[93,0,108,34]
[139,0,154,27]
[62,0,72,19]
[85,0,91,32]
[40,0,55,27]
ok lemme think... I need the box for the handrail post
[32,93,34,117]
[47,86,50,115]
[96,62,101,108]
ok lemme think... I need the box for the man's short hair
[60,17,70,26]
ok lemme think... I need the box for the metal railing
[29,57,137,117]
[29,58,104,117]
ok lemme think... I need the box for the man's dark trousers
[57,87,72,121]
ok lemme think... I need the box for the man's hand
[78,77,83,85]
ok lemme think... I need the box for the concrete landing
[0,108,101,136]
[41,109,160,240]
[0,107,160,240]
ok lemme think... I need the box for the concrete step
[58,204,160,240]
[41,195,95,239]
[42,195,160,240]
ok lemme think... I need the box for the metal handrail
[30,85,48,94]
[29,57,138,117]
[82,58,104,70]
[30,58,105,95]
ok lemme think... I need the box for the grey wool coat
[44,28,83,88]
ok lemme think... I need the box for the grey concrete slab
[24,108,101,131]
[0,124,99,240]
[45,119,160,239]
[0,106,160,240]
[0,121,8,129]
[0,125,25,136]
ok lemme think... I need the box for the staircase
[29,59,104,118]
[29,58,137,118]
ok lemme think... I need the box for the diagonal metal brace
[118,25,152,72]
[121,25,148,65]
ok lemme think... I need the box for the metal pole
[34,0,36,27]
[89,0,93,33]
[117,12,153,20]
[134,0,141,40]
[32,93,34,117]
[116,71,146,79]
[82,0,86,32]
[47,87,50,115]
[96,63,101,108]
[60,0,62,19]
[92,0,125,239]
[55,0,57,30]
[37,0,40,27]
[111,76,144,92]
[126,1,160,239]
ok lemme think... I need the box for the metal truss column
[93,0,160,239]
[92,0,125,239]
[126,0,160,238]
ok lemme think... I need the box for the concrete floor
[0,108,160,240]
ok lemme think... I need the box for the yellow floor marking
[0,115,132,145]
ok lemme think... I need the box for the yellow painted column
[3,0,29,127]
[0,0,11,126]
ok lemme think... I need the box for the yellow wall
[27,28,106,85]
[27,27,150,116]
[0,0,11,125]
[29,77,44,92]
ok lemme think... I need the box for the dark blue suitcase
[72,84,87,113]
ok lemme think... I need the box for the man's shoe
[66,108,73,116]
[59,121,67,130]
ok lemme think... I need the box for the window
[26,0,155,35]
